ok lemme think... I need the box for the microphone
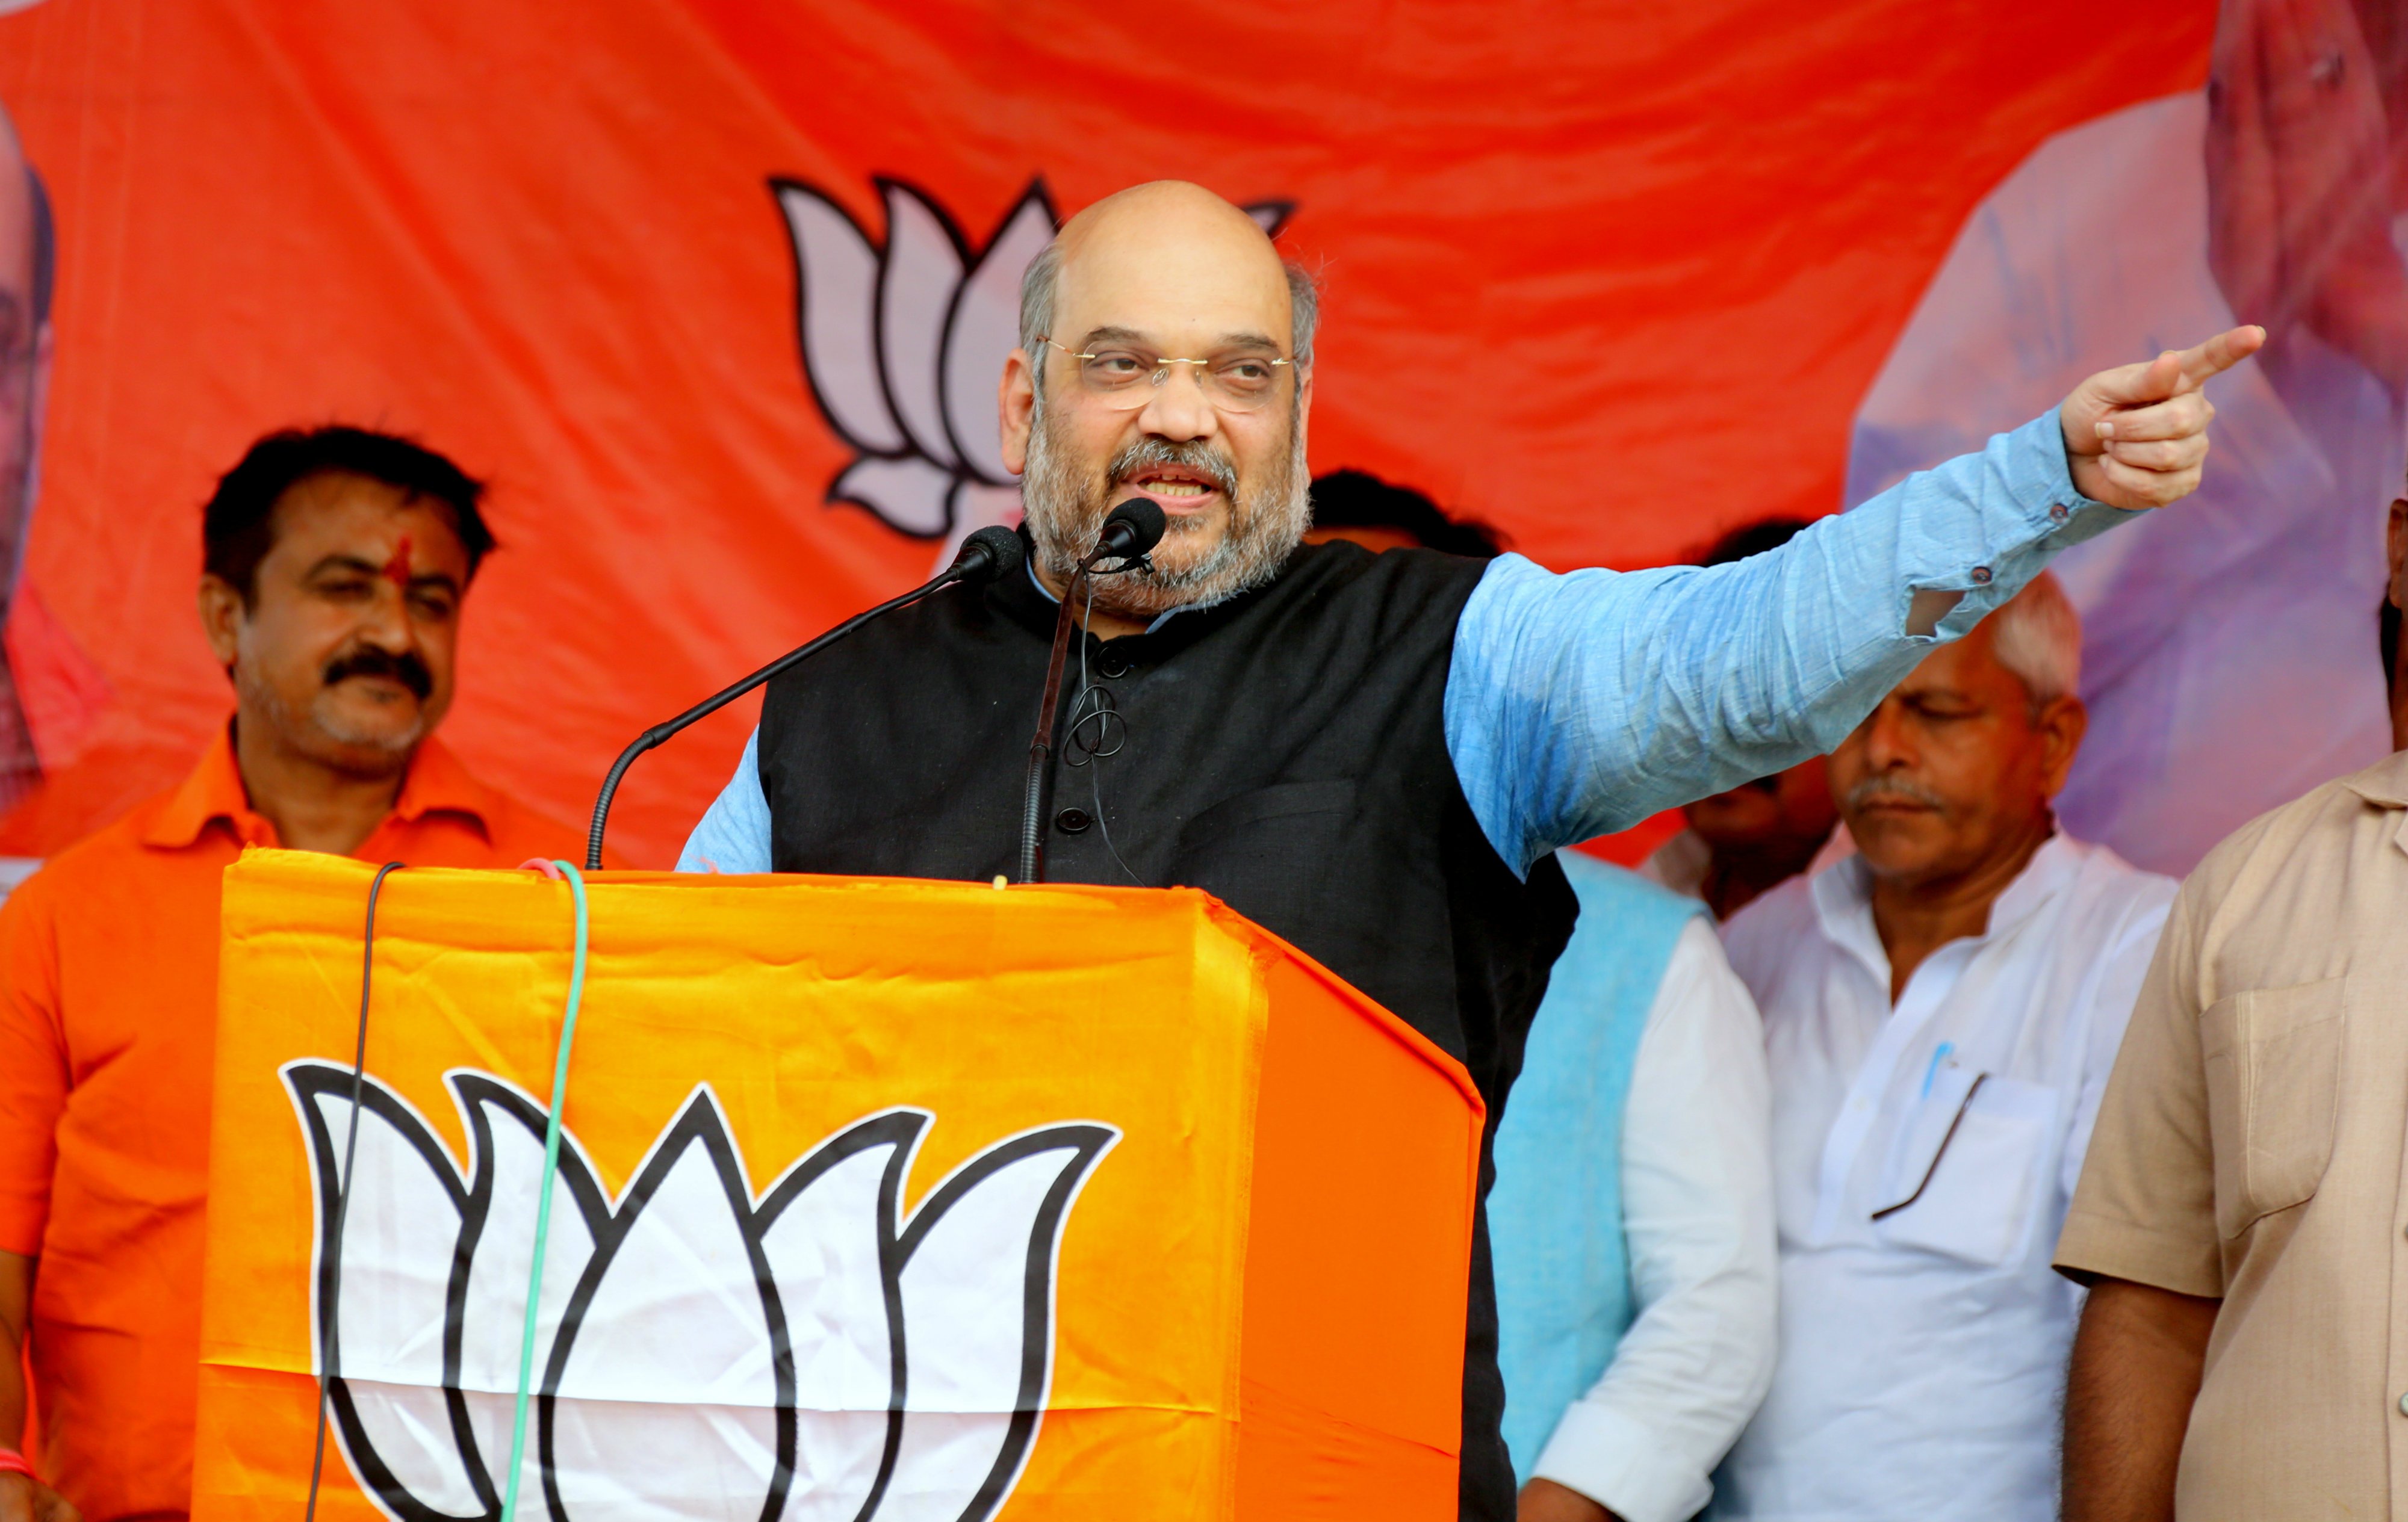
[1016,500,1171,885]
[584,526,1024,870]
[1088,497,1167,570]
[949,526,1028,583]
[950,526,1028,586]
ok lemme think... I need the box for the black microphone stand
[1016,501,1166,884]
[585,527,1023,870]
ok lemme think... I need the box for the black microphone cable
[303,861,406,1522]
[1067,574,1147,887]
[1017,500,1165,883]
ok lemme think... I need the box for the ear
[2034,693,2088,797]
[196,572,246,670]
[999,347,1037,477]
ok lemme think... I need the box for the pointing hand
[2058,326,2265,511]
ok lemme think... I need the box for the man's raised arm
[1447,327,2263,873]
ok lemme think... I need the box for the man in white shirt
[1712,573,2175,1521]
[1492,855,1776,1522]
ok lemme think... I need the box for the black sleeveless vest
[759,536,1578,1518]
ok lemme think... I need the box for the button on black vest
[759,536,1578,1518]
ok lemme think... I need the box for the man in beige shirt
[2055,471,2408,1516]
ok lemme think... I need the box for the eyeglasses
[1041,337,1296,413]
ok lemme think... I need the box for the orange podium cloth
[194,850,1482,1520]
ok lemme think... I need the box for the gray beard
[1019,390,1311,620]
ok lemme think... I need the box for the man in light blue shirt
[684,333,2263,886]
[680,182,2259,1521]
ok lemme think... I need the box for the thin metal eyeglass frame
[1039,335,1294,412]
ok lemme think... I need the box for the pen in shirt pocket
[1920,1042,1956,1100]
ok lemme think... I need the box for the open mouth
[1118,463,1224,507]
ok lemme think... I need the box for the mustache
[1845,774,1948,812]
[1107,437,1241,507]
[322,644,433,701]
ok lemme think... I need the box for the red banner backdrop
[0,1,2214,867]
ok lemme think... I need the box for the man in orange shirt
[0,426,583,1522]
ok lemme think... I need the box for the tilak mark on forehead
[383,536,413,593]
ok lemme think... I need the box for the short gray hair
[1018,239,1321,371]
[1988,571,2082,709]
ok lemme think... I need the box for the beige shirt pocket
[2200,976,2345,1239]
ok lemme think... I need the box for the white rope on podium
[297,858,593,1521]
[499,859,592,1522]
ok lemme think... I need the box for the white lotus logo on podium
[283,1060,1117,1522]
[770,176,1293,568]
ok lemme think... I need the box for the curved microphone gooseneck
[585,526,1025,870]
[1016,499,1167,885]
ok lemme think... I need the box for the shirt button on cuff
[1970,565,1994,585]
[2049,503,2070,522]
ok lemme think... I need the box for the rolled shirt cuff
[1916,410,2126,642]
[2007,410,2127,552]
[1531,1399,1716,1522]
[2053,1206,2224,1299]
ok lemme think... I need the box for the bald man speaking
[683,182,2256,1522]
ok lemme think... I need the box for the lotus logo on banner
[282,1060,1117,1522]
[770,177,1292,568]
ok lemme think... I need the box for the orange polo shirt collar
[139,725,498,853]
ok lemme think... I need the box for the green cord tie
[500,860,589,1521]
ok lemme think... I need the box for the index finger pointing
[2097,389,2212,442]
[2174,324,2267,391]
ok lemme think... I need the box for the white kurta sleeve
[1529,917,1778,1522]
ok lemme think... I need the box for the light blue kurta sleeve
[676,726,774,874]
[1447,410,2128,874]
